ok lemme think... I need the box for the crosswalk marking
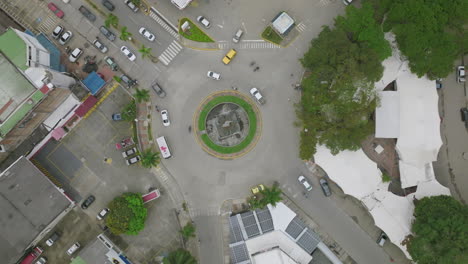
[189,206,220,217]
[38,16,57,33]
[149,11,179,40]
[296,22,307,32]
[158,40,183,66]
[217,40,280,50]
[319,0,333,6]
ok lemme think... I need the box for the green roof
[0,90,44,137]
[0,28,27,70]
[70,257,88,264]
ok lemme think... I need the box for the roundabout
[193,91,262,159]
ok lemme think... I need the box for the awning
[74,95,98,117]
[51,127,66,140]
[82,71,106,95]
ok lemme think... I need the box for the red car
[47,3,64,18]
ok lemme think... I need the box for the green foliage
[121,100,136,122]
[130,0,141,6]
[250,185,283,209]
[113,75,122,83]
[180,222,196,240]
[140,149,160,168]
[163,249,197,264]
[381,172,391,182]
[383,0,468,79]
[138,45,152,59]
[179,18,214,43]
[261,26,283,45]
[408,195,468,264]
[105,14,119,28]
[120,26,132,41]
[133,88,150,103]
[105,193,147,235]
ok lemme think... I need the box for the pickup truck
[79,6,96,22]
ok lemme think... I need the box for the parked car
[93,39,108,53]
[436,79,442,89]
[207,71,221,80]
[45,232,60,246]
[35,257,47,264]
[102,0,115,11]
[139,27,155,42]
[120,46,136,61]
[196,16,211,28]
[97,208,110,220]
[120,74,137,87]
[298,175,313,191]
[151,82,166,98]
[460,108,468,128]
[52,25,63,39]
[343,0,353,5]
[126,156,141,165]
[161,110,170,127]
[122,147,137,158]
[81,195,95,209]
[104,56,119,71]
[232,29,244,43]
[79,5,96,22]
[124,0,139,12]
[47,3,64,18]
[112,113,122,121]
[457,66,466,83]
[250,184,265,195]
[58,31,72,45]
[250,87,265,104]
[69,48,83,62]
[100,26,116,41]
[222,49,237,65]
[66,243,80,255]
[319,178,331,196]
[377,232,387,246]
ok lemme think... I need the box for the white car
[249,87,265,104]
[139,27,155,42]
[232,29,243,43]
[457,66,466,83]
[35,257,47,264]
[207,71,221,80]
[68,48,83,62]
[125,155,141,165]
[97,208,109,220]
[92,39,108,53]
[298,175,313,191]
[66,242,80,255]
[122,147,137,158]
[58,30,72,45]
[52,25,63,39]
[120,46,136,61]
[343,0,353,5]
[161,110,170,127]
[196,16,211,28]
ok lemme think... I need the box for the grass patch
[179,18,214,43]
[132,120,138,145]
[198,96,257,154]
[261,26,283,45]
[147,122,153,142]
[382,172,391,183]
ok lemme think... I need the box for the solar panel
[297,229,321,254]
[229,215,244,243]
[230,242,251,263]
[285,216,306,239]
[241,212,261,238]
[255,208,274,233]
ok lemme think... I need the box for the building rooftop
[0,27,27,70]
[0,156,71,264]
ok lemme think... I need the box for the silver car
[92,39,108,53]
[58,30,72,45]
[298,175,313,191]
[233,29,243,43]
[196,16,211,28]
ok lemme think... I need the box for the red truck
[20,247,43,264]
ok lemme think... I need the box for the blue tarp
[82,71,105,95]
[24,30,61,71]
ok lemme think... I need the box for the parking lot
[33,86,182,262]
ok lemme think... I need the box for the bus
[156,136,171,159]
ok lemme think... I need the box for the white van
[66,242,80,255]
[156,136,171,159]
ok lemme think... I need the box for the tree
[130,0,141,6]
[249,184,283,209]
[120,26,132,41]
[180,222,196,240]
[408,195,468,264]
[133,88,150,103]
[121,100,136,122]
[105,14,118,28]
[140,149,160,168]
[105,193,147,235]
[163,249,197,264]
[382,0,468,79]
[138,45,152,59]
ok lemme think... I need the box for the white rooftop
[272,12,295,35]
[375,91,399,138]
[268,203,296,232]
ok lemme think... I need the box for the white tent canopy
[375,91,400,138]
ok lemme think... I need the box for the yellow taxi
[222,49,237,65]
[250,184,265,195]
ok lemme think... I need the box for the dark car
[104,56,119,71]
[81,195,95,209]
[102,0,115,11]
[319,178,332,197]
[112,113,122,121]
[100,26,116,41]
[120,74,138,88]
[79,6,96,22]
[461,108,468,128]
[151,82,166,98]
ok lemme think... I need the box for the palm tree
[179,222,196,240]
[141,149,160,168]
[133,88,150,103]
[105,14,118,28]
[138,45,152,59]
[163,249,197,264]
[120,26,132,41]
[259,185,283,207]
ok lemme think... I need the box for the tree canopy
[163,249,197,264]
[299,3,386,159]
[140,149,160,168]
[408,195,468,264]
[382,0,468,79]
[105,192,147,235]
[249,184,283,209]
